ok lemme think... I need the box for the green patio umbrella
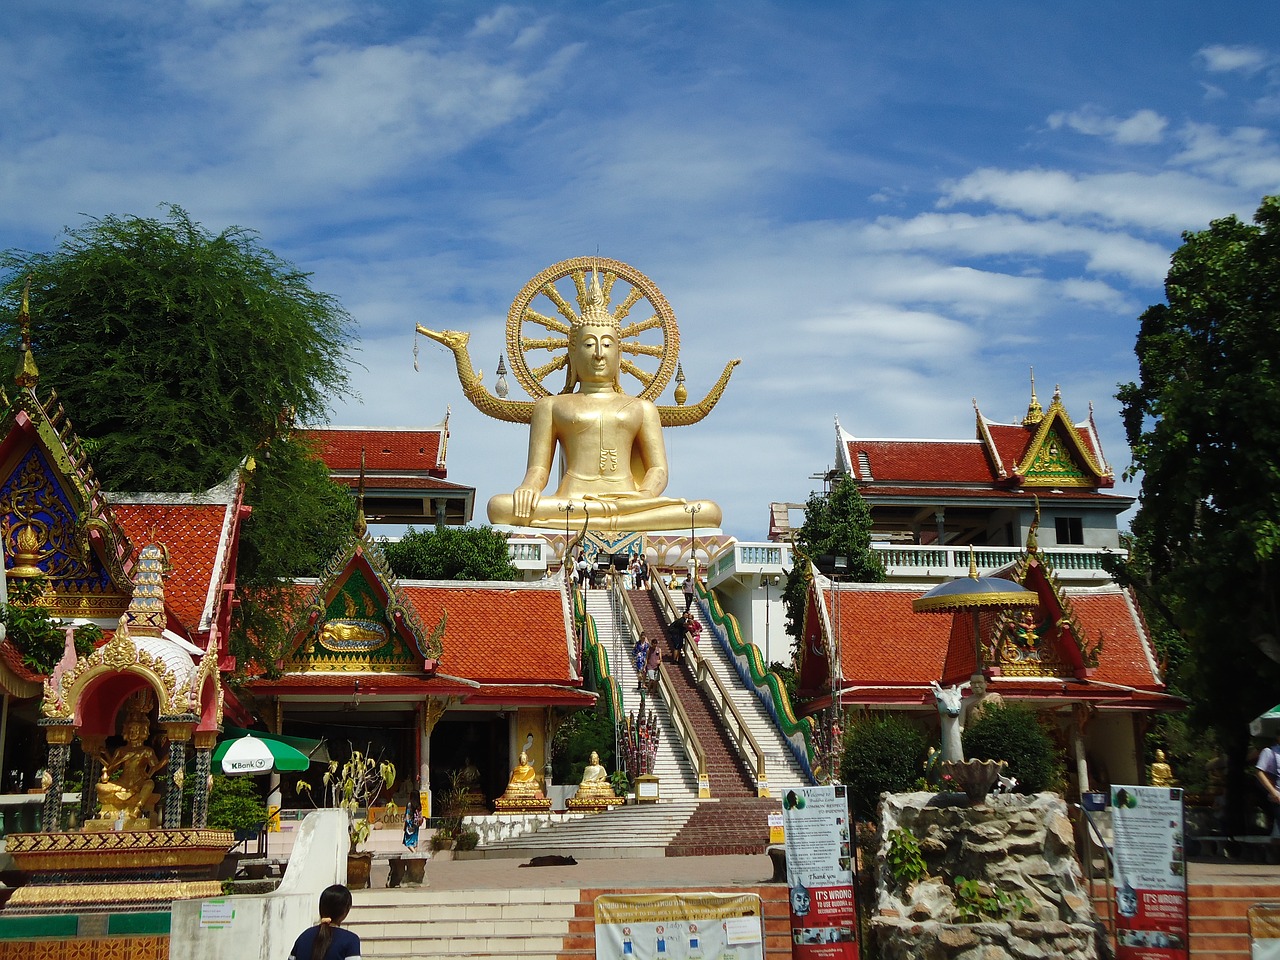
[214,733,311,776]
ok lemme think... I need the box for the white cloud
[1171,123,1280,193]
[866,212,1170,284]
[1048,107,1167,145]
[1197,44,1268,74]
[940,167,1250,232]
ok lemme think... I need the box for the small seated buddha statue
[493,750,551,814]
[569,750,622,811]
[1149,749,1177,788]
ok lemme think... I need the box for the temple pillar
[934,509,946,545]
[420,698,453,817]
[161,718,196,829]
[79,733,106,822]
[1073,704,1095,800]
[192,730,218,829]
[39,720,74,832]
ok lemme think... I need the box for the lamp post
[684,503,702,578]
[764,575,780,662]
[558,502,575,577]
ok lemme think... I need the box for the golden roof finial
[1026,495,1041,552]
[14,275,39,389]
[355,447,368,537]
[968,544,979,579]
[674,363,688,405]
[1022,366,1043,427]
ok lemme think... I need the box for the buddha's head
[590,751,600,764]
[564,268,622,393]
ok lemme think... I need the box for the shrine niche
[4,541,231,911]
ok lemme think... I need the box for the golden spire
[1022,367,1043,427]
[1026,495,1041,552]
[14,276,39,389]
[355,447,368,537]
[577,265,618,332]
[674,363,688,405]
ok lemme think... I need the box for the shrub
[454,827,480,851]
[962,703,1063,793]
[207,774,268,831]
[840,712,928,821]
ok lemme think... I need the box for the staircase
[470,801,700,859]
[658,595,811,794]
[582,591,698,798]
[350,882,793,960]
[628,590,755,798]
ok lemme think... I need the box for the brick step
[666,798,779,857]
[350,883,792,960]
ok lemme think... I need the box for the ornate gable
[0,296,134,618]
[1012,388,1110,489]
[284,520,444,674]
[987,519,1104,679]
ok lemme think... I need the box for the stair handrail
[652,578,770,797]
[609,574,710,798]
[694,580,817,782]
[575,584,622,726]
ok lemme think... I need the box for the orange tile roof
[822,582,1165,703]
[300,427,445,476]
[329,475,473,491]
[848,439,995,484]
[398,582,576,684]
[111,501,234,635]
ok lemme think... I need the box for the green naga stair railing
[575,585,623,725]
[696,580,817,782]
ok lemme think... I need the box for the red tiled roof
[822,583,1165,702]
[112,502,233,635]
[329,476,473,491]
[398,583,575,684]
[300,428,445,475]
[848,440,995,484]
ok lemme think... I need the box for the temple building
[710,382,1178,796]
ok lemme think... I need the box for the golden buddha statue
[487,273,720,532]
[417,259,734,535]
[568,750,621,811]
[93,703,167,826]
[1149,749,1177,788]
[494,750,551,813]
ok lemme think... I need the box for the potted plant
[299,746,395,888]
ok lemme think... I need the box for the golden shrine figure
[493,750,551,814]
[90,691,167,829]
[1149,749,1177,788]
[416,258,738,533]
[568,750,622,812]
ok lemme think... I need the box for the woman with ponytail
[288,884,360,960]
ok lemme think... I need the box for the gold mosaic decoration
[1014,388,1110,488]
[0,936,168,960]
[5,827,234,871]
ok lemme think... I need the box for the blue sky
[2,2,1278,540]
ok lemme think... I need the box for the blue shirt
[289,924,361,960]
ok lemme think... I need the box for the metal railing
[651,578,769,797]
[609,575,710,797]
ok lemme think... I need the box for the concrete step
[583,593,698,799]
[349,880,793,960]
[679,600,811,792]
[479,801,701,858]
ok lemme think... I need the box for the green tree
[840,712,927,821]
[382,526,519,582]
[0,206,361,673]
[1,576,99,674]
[783,474,884,658]
[1116,195,1280,831]
[230,435,358,670]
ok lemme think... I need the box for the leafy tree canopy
[382,526,519,582]
[1117,196,1280,741]
[783,473,884,655]
[0,204,357,492]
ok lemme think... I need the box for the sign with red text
[1111,785,1188,960]
[781,785,859,960]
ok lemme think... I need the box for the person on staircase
[681,609,702,660]
[644,642,662,693]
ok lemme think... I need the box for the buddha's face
[571,327,620,385]
[590,751,600,764]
